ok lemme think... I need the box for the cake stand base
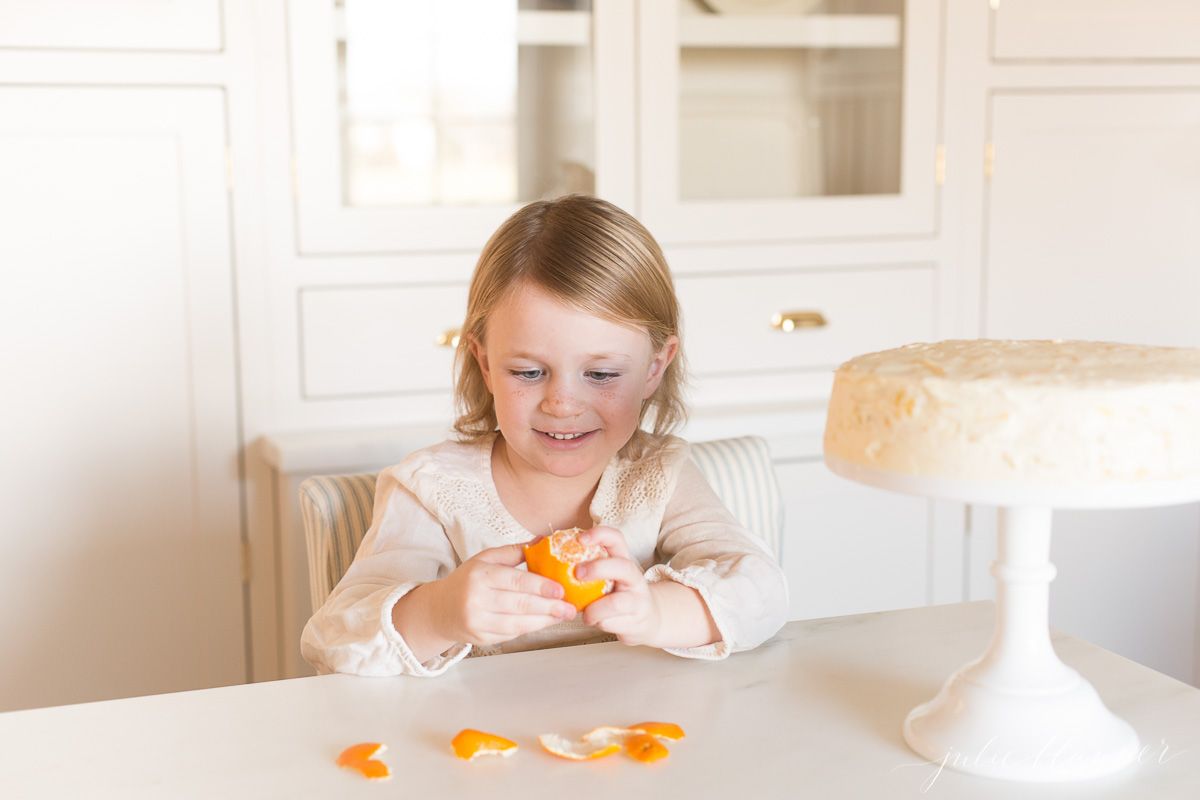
[903,661,1139,781]
[824,456,1157,782]
[904,504,1141,781]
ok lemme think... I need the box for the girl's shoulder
[380,434,507,530]
[594,433,693,522]
[383,434,492,490]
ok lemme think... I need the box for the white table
[2,602,1198,798]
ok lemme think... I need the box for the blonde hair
[453,194,688,459]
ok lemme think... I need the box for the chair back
[298,435,783,613]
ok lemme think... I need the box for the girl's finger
[575,556,644,591]
[579,526,632,561]
[473,543,527,568]
[489,588,577,620]
[582,590,638,625]
[480,612,564,640]
[487,563,565,600]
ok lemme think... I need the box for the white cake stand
[826,454,1200,783]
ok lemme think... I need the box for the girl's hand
[429,544,577,647]
[575,527,665,647]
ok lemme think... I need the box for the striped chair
[298,435,784,615]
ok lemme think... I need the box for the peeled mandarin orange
[335,742,391,781]
[624,733,670,763]
[523,528,610,611]
[450,729,519,761]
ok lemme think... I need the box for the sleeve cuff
[380,583,473,676]
[644,564,732,661]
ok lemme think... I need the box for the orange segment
[629,721,685,741]
[538,732,622,761]
[624,733,670,763]
[523,528,611,611]
[451,729,519,761]
[335,742,391,781]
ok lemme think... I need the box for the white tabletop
[2,601,1198,799]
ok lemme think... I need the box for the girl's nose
[540,379,584,418]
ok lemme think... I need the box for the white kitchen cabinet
[286,0,942,253]
[0,87,245,710]
[0,0,222,51]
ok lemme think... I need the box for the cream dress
[300,432,789,677]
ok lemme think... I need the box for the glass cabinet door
[639,0,941,243]
[289,0,635,253]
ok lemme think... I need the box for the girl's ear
[467,333,494,393]
[642,334,679,399]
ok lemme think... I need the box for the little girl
[301,195,789,676]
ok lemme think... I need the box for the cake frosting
[823,339,1200,486]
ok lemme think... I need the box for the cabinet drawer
[675,266,936,376]
[299,284,467,398]
[993,0,1200,61]
[0,0,222,50]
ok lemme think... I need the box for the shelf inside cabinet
[332,10,898,50]
[680,14,900,49]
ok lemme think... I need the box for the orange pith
[538,732,622,761]
[624,733,669,763]
[451,729,519,761]
[523,528,610,611]
[336,742,391,781]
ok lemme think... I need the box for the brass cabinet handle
[770,311,827,332]
[436,327,462,348]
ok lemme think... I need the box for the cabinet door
[777,460,930,620]
[288,0,636,254]
[638,0,941,244]
[984,90,1200,347]
[977,90,1200,684]
[0,0,221,50]
[0,87,244,710]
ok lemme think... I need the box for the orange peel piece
[629,721,686,741]
[625,732,670,763]
[523,528,611,611]
[451,729,519,761]
[336,742,391,781]
[538,731,623,761]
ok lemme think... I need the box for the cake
[823,339,1200,486]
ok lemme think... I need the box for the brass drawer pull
[436,327,462,348]
[770,311,827,332]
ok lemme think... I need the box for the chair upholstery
[298,435,784,614]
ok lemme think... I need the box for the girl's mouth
[536,429,598,448]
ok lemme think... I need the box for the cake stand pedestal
[826,455,1200,783]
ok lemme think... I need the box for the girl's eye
[586,371,621,383]
[509,369,543,381]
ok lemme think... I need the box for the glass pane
[338,0,595,208]
[679,0,904,201]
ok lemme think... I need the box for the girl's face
[469,282,678,481]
